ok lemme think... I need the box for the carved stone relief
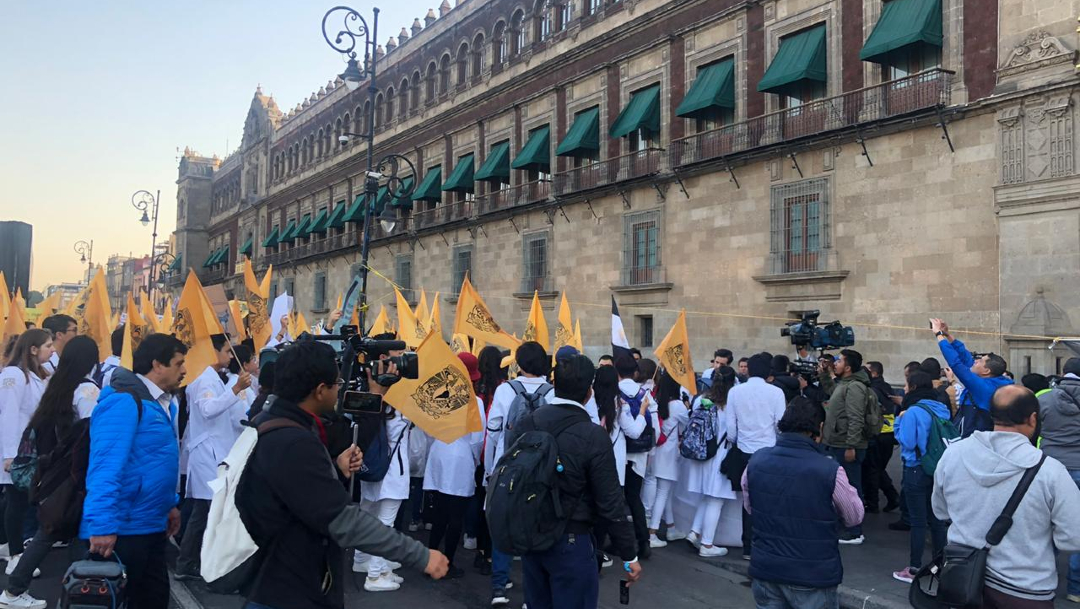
[998,30,1076,78]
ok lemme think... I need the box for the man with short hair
[931,318,1013,437]
[737,357,750,383]
[629,348,642,361]
[934,386,1080,607]
[98,325,125,388]
[1038,357,1080,602]
[819,349,871,545]
[769,355,799,403]
[238,341,448,609]
[863,361,900,514]
[83,334,188,609]
[598,354,614,367]
[702,349,734,382]
[742,397,863,609]
[40,314,77,373]
[517,355,642,609]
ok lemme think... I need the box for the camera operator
[769,355,800,404]
[237,341,448,609]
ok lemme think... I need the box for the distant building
[105,254,133,311]
[0,221,32,297]
[45,282,86,312]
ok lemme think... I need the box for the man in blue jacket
[83,334,187,609]
[931,318,1012,437]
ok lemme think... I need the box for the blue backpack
[357,422,408,483]
[680,399,721,461]
[622,388,655,453]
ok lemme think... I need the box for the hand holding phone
[619,580,630,605]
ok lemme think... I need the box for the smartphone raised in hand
[619,580,630,605]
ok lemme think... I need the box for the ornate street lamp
[131,189,161,298]
[74,239,94,281]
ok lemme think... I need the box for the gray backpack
[502,380,553,450]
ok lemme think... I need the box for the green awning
[556,107,600,157]
[168,254,182,272]
[261,226,280,248]
[512,126,550,171]
[392,176,415,209]
[293,214,313,239]
[412,166,443,201]
[859,0,942,64]
[327,201,348,229]
[610,85,661,138]
[238,236,253,256]
[475,142,511,183]
[676,59,736,119]
[278,218,299,243]
[308,209,331,234]
[758,25,827,94]
[202,249,218,268]
[214,248,229,266]
[343,194,367,223]
[442,154,475,193]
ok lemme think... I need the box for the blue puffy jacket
[80,368,180,538]
[895,399,952,468]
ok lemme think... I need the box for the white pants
[691,497,724,546]
[354,498,403,577]
[641,467,657,519]
[648,478,675,530]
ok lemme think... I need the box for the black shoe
[479,561,492,576]
[173,569,202,582]
[888,520,911,531]
[883,498,901,513]
[444,565,464,580]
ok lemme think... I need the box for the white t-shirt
[484,376,554,479]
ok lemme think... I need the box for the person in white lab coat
[0,329,54,568]
[592,364,624,569]
[226,344,259,412]
[176,335,251,580]
[615,355,657,560]
[40,314,78,375]
[423,352,485,580]
[647,370,690,549]
[685,366,738,558]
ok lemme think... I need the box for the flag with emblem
[228,300,248,341]
[162,300,174,334]
[453,276,520,351]
[653,310,697,396]
[63,284,88,318]
[523,291,549,350]
[428,293,443,339]
[395,288,426,348]
[175,271,218,384]
[449,333,469,354]
[82,268,113,362]
[39,290,62,318]
[415,290,431,337]
[384,331,482,443]
[120,293,148,371]
[553,293,574,353]
[243,260,273,350]
[140,291,161,333]
[369,305,393,336]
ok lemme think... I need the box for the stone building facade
[170,0,1080,377]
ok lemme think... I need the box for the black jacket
[771,374,800,404]
[869,376,895,417]
[519,400,638,562]
[237,398,428,609]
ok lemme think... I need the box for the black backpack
[485,407,590,555]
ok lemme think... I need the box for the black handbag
[909,454,1046,609]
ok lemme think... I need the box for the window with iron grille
[284,277,295,297]
[622,209,662,286]
[270,280,278,300]
[313,272,327,311]
[769,177,831,274]
[452,245,473,294]
[396,255,414,302]
[521,231,550,293]
[638,315,654,348]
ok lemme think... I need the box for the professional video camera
[301,325,419,416]
[780,310,855,352]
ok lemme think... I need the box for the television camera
[781,310,855,377]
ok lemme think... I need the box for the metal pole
[356,8,379,334]
[148,189,160,300]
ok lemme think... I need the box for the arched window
[374,93,384,129]
[317,129,325,157]
[493,21,507,63]
[511,10,525,55]
[342,113,351,142]
[426,62,438,102]
[535,1,551,43]
[363,100,372,134]
[399,78,410,115]
[353,106,362,139]
[301,137,309,165]
[439,53,451,95]
[411,70,422,108]
[385,87,395,122]
[456,42,470,86]
[556,1,571,30]
[472,33,486,76]
[307,136,315,164]
[323,125,332,155]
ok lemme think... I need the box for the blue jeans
[903,466,947,569]
[752,579,838,609]
[492,548,513,592]
[1069,470,1080,595]
[826,447,865,536]
[522,533,598,609]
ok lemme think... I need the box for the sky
[0,0,437,292]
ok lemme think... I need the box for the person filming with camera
[236,340,447,609]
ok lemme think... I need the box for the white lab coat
[484,376,554,480]
[183,367,246,500]
[361,409,411,502]
[618,378,657,477]
[225,373,257,412]
[423,397,485,497]
[684,397,736,500]
[74,377,101,420]
[0,366,47,485]
[652,399,689,481]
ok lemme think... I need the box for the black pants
[428,491,470,566]
[107,532,170,609]
[176,498,210,575]
[473,472,491,559]
[863,434,899,510]
[2,484,28,555]
[742,507,753,555]
[623,465,648,547]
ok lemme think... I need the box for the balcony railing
[519,275,554,294]
[620,264,665,287]
[476,180,551,214]
[412,200,476,230]
[553,148,664,197]
[672,69,953,167]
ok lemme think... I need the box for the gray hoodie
[1039,375,1080,470]
[932,431,1080,601]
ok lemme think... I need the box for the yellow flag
[81,268,113,362]
[197,282,225,336]
[243,259,272,350]
[552,293,575,352]
[350,303,361,330]
[369,305,393,336]
[471,337,486,356]
[335,292,343,312]
[289,310,310,338]
[12,288,27,320]
[384,332,482,443]
[523,291,549,350]
[175,272,218,385]
[64,284,88,318]
[1,298,25,344]
[453,276,520,351]
[0,271,9,320]
[653,310,697,396]
[395,288,426,348]
[38,291,62,318]
[162,301,174,334]
[228,300,248,341]
[140,291,161,333]
[450,333,469,354]
[120,294,148,371]
[428,293,442,339]
[415,290,430,336]
[573,319,583,352]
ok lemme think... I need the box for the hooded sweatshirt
[822,369,871,450]
[1038,375,1080,470]
[895,399,951,468]
[932,431,1080,601]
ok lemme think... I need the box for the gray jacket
[933,431,1080,601]
[1038,375,1080,470]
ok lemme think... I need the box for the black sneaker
[888,520,912,532]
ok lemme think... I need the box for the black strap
[984,454,1047,547]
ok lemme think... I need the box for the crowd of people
[1,311,1080,609]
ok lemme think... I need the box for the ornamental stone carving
[998,30,1075,77]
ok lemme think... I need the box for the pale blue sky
[0,0,436,291]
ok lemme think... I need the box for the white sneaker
[364,574,400,592]
[666,529,687,542]
[686,531,701,549]
[648,534,667,549]
[0,543,9,559]
[839,534,866,546]
[0,591,46,609]
[351,559,370,574]
[385,571,404,584]
[387,560,401,570]
[463,536,477,550]
[699,545,729,558]
[5,554,20,576]
[601,554,613,568]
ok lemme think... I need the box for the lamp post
[131,189,161,299]
[154,252,176,311]
[74,239,94,283]
[324,6,416,332]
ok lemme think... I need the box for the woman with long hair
[0,336,98,607]
[0,329,53,578]
[685,365,737,558]
[591,365,623,569]
[647,369,691,548]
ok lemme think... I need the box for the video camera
[780,310,855,352]
[302,325,419,416]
